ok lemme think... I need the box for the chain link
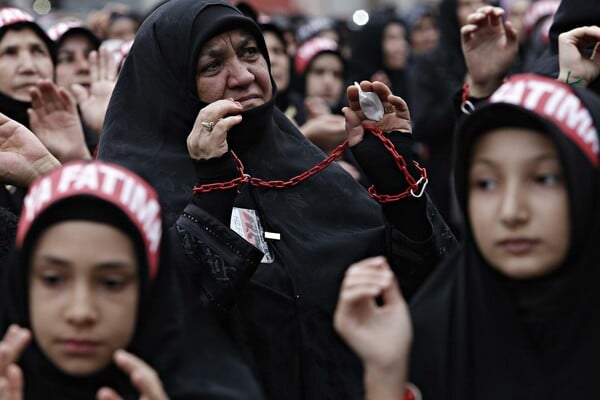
[192,125,428,203]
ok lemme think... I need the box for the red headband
[16,161,162,280]
[490,74,599,167]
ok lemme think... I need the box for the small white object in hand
[355,82,384,121]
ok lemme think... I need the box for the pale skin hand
[304,96,331,119]
[300,114,347,154]
[342,80,411,147]
[334,257,411,400]
[28,80,91,163]
[187,99,243,160]
[96,350,169,400]
[0,112,60,187]
[461,6,519,98]
[557,26,600,86]
[0,325,32,400]
[71,47,119,134]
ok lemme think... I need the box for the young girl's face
[305,53,343,107]
[468,128,570,279]
[29,220,139,376]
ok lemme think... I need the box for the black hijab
[409,74,600,400]
[5,160,264,400]
[0,15,55,128]
[99,1,387,397]
[348,11,411,102]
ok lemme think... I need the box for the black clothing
[5,166,264,400]
[409,76,600,400]
[98,1,455,398]
[348,11,412,104]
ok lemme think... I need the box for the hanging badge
[230,207,274,263]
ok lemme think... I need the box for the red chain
[192,126,428,203]
[364,126,428,203]
[192,140,348,194]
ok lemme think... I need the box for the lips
[58,339,101,356]
[235,94,259,102]
[498,238,540,254]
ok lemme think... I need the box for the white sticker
[230,207,274,263]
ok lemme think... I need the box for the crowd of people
[0,0,598,398]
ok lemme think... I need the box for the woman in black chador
[98,0,455,398]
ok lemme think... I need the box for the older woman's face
[196,29,272,110]
[0,27,53,101]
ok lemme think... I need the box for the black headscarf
[98,1,388,397]
[409,74,600,400]
[0,18,55,128]
[0,14,56,217]
[348,10,411,102]
[5,160,264,399]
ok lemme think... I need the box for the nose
[75,53,90,74]
[226,58,255,89]
[64,282,98,327]
[499,181,530,228]
[17,51,37,75]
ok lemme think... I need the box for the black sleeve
[351,129,431,240]
[168,152,264,313]
[385,199,457,299]
[168,203,263,313]
[351,130,458,298]
[191,152,240,225]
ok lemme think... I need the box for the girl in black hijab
[98,0,455,398]
[2,160,263,399]
[348,10,412,105]
[335,73,600,399]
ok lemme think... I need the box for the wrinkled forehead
[198,28,259,57]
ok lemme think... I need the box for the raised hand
[96,350,168,400]
[0,112,60,186]
[461,6,519,97]
[28,79,91,162]
[72,47,119,134]
[0,325,32,400]
[334,257,411,399]
[300,114,346,154]
[187,99,243,160]
[342,80,411,147]
[557,26,600,87]
[304,96,332,119]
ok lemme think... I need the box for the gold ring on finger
[384,106,395,114]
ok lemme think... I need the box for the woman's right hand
[96,350,169,400]
[187,99,243,161]
[0,325,31,400]
[557,26,600,86]
[334,257,411,400]
[0,112,60,187]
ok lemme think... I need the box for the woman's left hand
[96,350,169,400]
[71,47,119,134]
[342,81,411,147]
[28,80,91,162]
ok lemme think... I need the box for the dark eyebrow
[35,255,70,267]
[472,153,559,167]
[33,256,135,271]
[94,263,136,272]
[236,37,254,49]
